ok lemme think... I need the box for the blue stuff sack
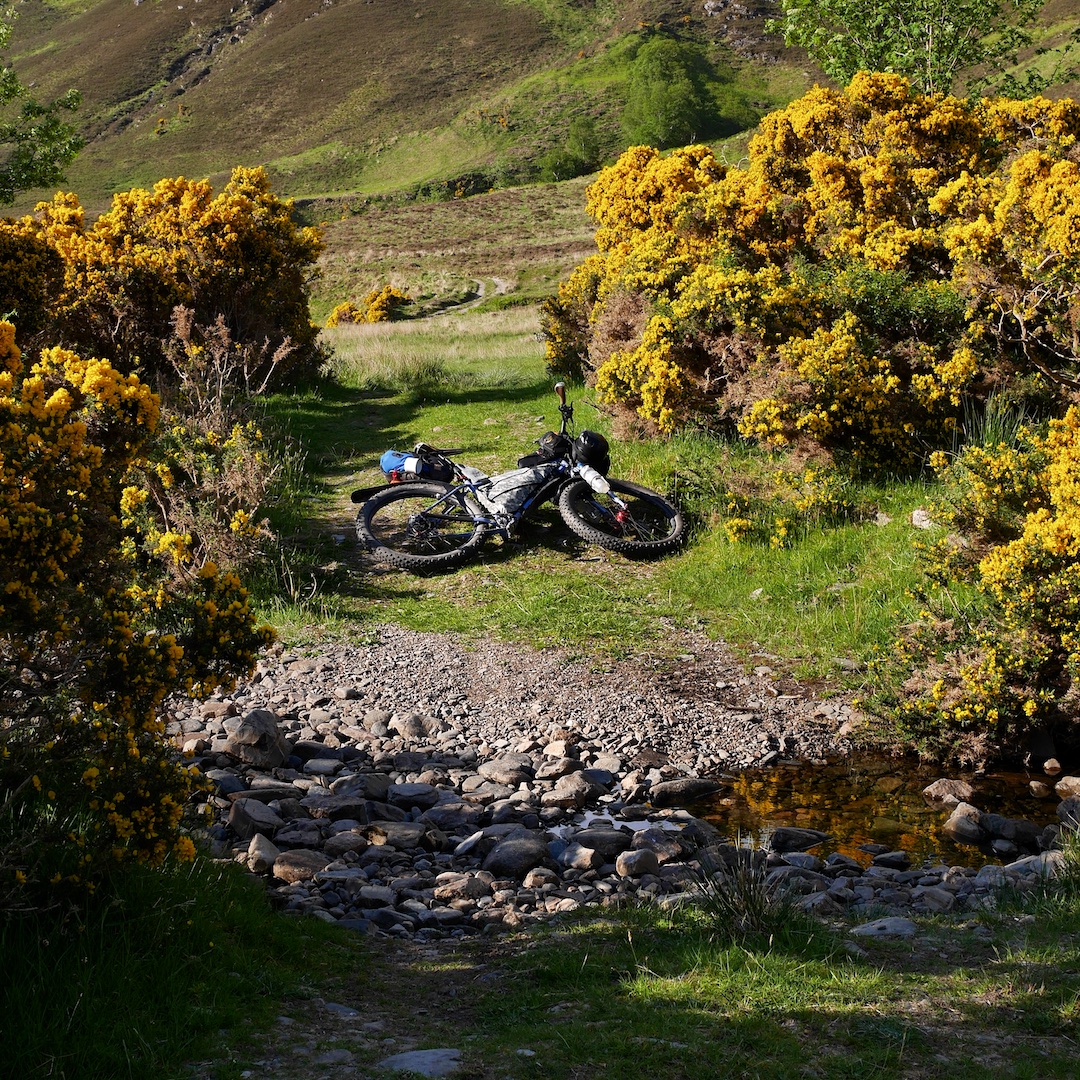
[379,449,454,482]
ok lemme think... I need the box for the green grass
[466,896,1080,1079]
[258,306,932,680]
[11,850,1080,1079]
[0,854,366,1079]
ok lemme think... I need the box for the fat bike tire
[557,478,685,558]
[356,482,486,570]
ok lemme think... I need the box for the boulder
[649,777,724,807]
[922,777,976,805]
[942,802,984,844]
[227,797,284,840]
[616,848,660,878]
[769,826,831,853]
[482,833,553,879]
[221,708,289,768]
[273,848,332,883]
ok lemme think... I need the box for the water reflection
[693,753,1060,866]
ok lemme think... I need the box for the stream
[695,752,1062,867]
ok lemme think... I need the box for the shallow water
[694,753,1062,867]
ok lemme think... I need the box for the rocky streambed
[169,625,1077,942]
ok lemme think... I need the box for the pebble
[169,626,1075,945]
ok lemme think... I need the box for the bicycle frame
[409,464,572,541]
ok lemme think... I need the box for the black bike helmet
[572,430,611,475]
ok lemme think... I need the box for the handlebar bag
[517,430,572,468]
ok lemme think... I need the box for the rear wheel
[558,478,685,557]
[357,482,487,570]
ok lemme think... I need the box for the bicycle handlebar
[555,382,574,435]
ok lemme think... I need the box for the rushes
[690,842,815,947]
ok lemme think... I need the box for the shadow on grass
[264,375,556,489]
[356,908,1080,1079]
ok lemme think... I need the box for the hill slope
[8,0,1079,310]
[11,0,805,210]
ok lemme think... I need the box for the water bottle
[578,464,610,494]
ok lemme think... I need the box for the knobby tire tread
[557,478,685,557]
[356,482,486,570]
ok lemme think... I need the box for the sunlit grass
[259,307,944,679]
[322,306,546,391]
[474,899,1080,1078]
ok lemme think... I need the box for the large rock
[246,833,280,873]
[478,754,535,786]
[331,771,392,801]
[649,778,724,808]
[273,849,332,883]
[769,826,831,853]
[221,708,289,768]
[631,826,685,864]
[540,772,595,810]
[922,777,976,805]
[942,802,985,844]
[570,827,635,859]
[481,833,553,879]
[558,843,604,871]
[616,848,660,878]
[364,821,431,849]
[1055,776,1080,799]
[387,782,441,810]
[227,797,285,840]
[421,801,486,833]
[323,831,370,858]
[1059,796,1080,831]
[300,793,370,822]
[433,873,493,903]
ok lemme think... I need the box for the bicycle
[352,382,686,571]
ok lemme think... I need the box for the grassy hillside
[9,0,805,212]
[310,174,598,316]
[7,0,1079,311]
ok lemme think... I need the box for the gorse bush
[877,407,1080,764]
[17,166,325,385]
[543,74,1080,762]
[543,74,1080,465]
[326,285,412,327]
[148,309,293,578]
[0,322,274,911]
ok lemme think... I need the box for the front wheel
[357,482,487,570]
[557,478,685,558]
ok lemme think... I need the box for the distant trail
[429,277,513,318]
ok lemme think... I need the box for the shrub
[326,285,412,326]
[872,408,1080,764]
[25,167,324,386]
[550,75,1080,456]
[0,320,273,911]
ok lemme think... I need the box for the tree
[537,117,600,183]
[622,36,712,149]
[0,13,82,204]
[767,0,1050,95]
